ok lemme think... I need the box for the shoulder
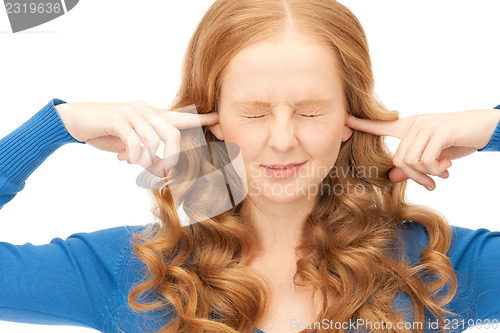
[62,224,151,281]
[397,220,500,264]
[81,224,173,331]
[446,225,500,320]
[66,224,147,244]
[446,224,500,264]
[65,224,148,256]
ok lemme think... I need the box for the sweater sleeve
[0,225,142,331]
[396,222,500,331]
[0,99,137,330]
[447,225,500,324]
[477,104,500,152]
[445,105,500,321]
[0,98,85,209]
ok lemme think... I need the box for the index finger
[156,109,219,130]
[345,114,401,139]
[169,111,219,129]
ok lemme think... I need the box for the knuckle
[393,155,403,167]
[140,154,152,168]
[412,116,425,127]
[160,112,174,123]
[413,116,433,129]
[402,155,413,165]
[415,116,441,130]
[121,107,135,120]
[420,157,435,171]
[127,134,140,147]
[170,128,181,141]
[122,103,135,113]
[427,120,438,129]
[133,101,151,114]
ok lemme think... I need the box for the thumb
[387,166,409,183]
[387,165,451,184]
[117,149,129,161]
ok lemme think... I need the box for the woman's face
[210,31,353,205]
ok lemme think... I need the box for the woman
[1,0,499,332]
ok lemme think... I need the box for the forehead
[221,33,342,101]
[236,98,329,109]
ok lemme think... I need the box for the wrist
[477,108,500,152]
[54,103,83,143]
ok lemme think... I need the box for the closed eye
[244,114,267,118]
[299,113,319,118]
[243,112,321,118]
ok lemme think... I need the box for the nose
[267,113,298,151]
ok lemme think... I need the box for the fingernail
[426,185,434,191]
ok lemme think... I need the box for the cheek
[302,124,344,181]
[301,122,343,154]
[220,120,262,159]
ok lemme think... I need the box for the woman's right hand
[55,101,219,178]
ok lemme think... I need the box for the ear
[341,123,353,142]
[209,123,225,141]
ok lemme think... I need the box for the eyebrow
[236,98,328,109]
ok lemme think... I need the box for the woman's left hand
[345,109,500,191]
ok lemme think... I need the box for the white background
[0,0,499,332]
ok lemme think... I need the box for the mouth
[261,161,307,179]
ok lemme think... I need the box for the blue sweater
[0,99,500,333]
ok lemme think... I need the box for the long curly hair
[127,0,458,332]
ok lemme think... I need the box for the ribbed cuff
[0,98,85,185]
[477,104,500,152]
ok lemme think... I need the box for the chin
[265,193,303,205]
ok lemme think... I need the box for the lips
[262,161,306,169]
[261,161,307,179]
